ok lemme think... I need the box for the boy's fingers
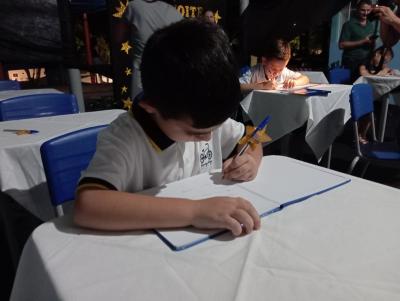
[222,158,233,170]
[244,202,261,229]
[224,155,245,173]
[232,209,254,234]
[225,216,243,236]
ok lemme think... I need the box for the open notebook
[276,84,331,96]
[143,156,350,251]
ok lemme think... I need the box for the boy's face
[261,57,289,80]
[139,101,219,142]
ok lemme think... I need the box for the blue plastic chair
[0,93,79,121]
[239,65,250,77]
[348,83,400,177]
[0,80,21,91]
[40,125,107,216]
[328,67,351,84]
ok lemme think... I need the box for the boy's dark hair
[140,19,240,128]
[262,39,291,61]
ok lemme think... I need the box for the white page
[148,156,350,250]
[276,83,321,92]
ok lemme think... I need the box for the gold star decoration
[238,125,271,150]
[124,67,132,76]
[122,97,133,110]
[214,10,222,24]
[121,86,128,94]
[121,41,132,54]
[112,0,128,18]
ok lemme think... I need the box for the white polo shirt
[80,108,244,193]
[239,63,302,85]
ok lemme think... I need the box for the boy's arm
[283,73,310,89]
[240,81,277,92]
[74,185,261,236]
[294,74,310,86]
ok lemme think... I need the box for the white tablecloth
[301,71,329,84]
[0,88,62,101]
[241,84,352,159]
[354,75,400,100]
[0,109,125,220]
[11,156,400,301]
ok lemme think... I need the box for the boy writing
[240,39,309,92]
[74,20,262,237]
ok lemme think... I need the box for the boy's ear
[138,100,158,114]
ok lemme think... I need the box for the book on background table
[277,83,331,96]
[143,156,350,251]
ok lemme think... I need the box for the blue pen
[237,115,271,156]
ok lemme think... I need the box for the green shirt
[340,18,375,61]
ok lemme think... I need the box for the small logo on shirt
[200,143,213,167]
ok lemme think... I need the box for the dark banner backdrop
[107,0,232,110]
[0,0,350,108]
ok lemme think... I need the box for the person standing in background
[203,10,216,24]
[339,0,377,82]
[116,0,183,100]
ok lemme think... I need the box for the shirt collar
[131,97,175,152]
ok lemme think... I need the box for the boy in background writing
[74,20,262,236]
[240,39,309,93]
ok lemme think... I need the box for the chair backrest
[328,67,351,84]
[350,83,374,121]
[40,125,107,215]
[239,65,250,77]
[0,93,79,121]
[0,80,21,91]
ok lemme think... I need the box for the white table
[241,84,352,160]
[0,109,125,221]
[0,88,62,101]
[354,75,400,142]
[301,71,329,84]
[11,156,400,301]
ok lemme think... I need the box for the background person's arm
[339,36,374,49]
[374,6,400,46]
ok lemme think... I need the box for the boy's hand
[255,80,276,90]
[191,196,261,236]
[222,153,259,182]
[283,78,296,89]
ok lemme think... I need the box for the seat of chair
[361,141,400,160]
